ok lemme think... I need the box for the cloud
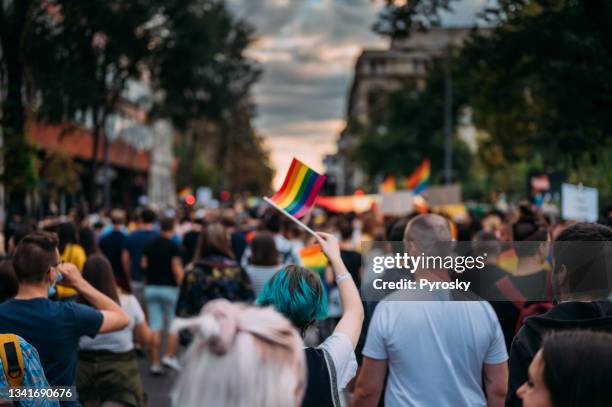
[226,0,487,180]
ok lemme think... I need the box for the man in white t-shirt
[352,214,508,407]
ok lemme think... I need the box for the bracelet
[335,272,352,284]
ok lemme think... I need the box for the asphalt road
[138,355,178,407]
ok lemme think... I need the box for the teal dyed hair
[256,265,328,332]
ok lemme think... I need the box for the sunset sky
[227,0,487,187]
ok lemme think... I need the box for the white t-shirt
[244,265,280,297]
[79,294,145,353]
[317,332,358,390]
[363,298,507,407]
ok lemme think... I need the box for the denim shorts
[144,285,179,331]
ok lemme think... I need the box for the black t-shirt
[488,270,549,350]
[340,249,362,288]
[99,230,127,281]
[142,236,181,286]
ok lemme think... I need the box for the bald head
[404,214,453,252]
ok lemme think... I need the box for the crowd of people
[0,200,611,407]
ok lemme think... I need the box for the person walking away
[122,208,158,305]
[352,215,508,407]
[79,227,99,257]
[171,300,305,407]
[0,232,129,407]
[99,209,130,292]
[175,223,254,319]
[506,222,612,406]
[141,218,184,375]
[487,205,552,350]
[244,232,282,297]
[77,255,149,407]
[257,232,364,407]
[1,259,58,406]
[56,222,87,300]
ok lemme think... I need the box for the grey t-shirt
[363,298,507,407]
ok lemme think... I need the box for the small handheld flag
[405,159,430,194]
[264,158,326,237]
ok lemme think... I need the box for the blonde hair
[171,299,305,407]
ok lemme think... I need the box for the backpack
[495,277,554,334]
[0,333,24,387]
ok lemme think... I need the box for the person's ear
[47,268,56,285]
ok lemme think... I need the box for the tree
[374,0,457,38]
[0,0,39,209]
[25,0,157,207]
[151,0,262,191]
[23,0,268,203]
[355,56,472,186]
[457,0,612,168]
[372,0,612,203]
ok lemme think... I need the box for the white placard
[381,191,414,215]
[561,183,598,222]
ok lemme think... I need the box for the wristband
[335,272,352,284]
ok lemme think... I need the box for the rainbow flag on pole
[405,159,430,194]
[268,158,326,219]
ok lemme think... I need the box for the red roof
[29,122,149,172]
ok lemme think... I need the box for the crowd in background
[0,199,611,407]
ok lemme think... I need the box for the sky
[226,0,488,187]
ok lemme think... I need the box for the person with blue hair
[257,232,364,407]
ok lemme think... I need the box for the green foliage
[370,0,612,205]
[1,0,270,206]
[0,128,38,195]
[457,0,612,170]
[152,0,260,129]
[374,0,457,38]
[355,56,472,184]
[25,1,156,122]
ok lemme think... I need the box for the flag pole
[263,196,318,238]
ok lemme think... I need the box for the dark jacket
[506,300,612,406]
[175,255,254,318]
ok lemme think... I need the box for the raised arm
[60,263,129,333]
[316,232,364,347]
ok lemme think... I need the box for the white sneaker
[161,356,181,372]
[150,362,164,376]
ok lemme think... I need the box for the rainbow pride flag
[300,244,329,275]
[405,159,430,194]
[268,158,326,219]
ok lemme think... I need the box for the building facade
[329,27,480,195]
